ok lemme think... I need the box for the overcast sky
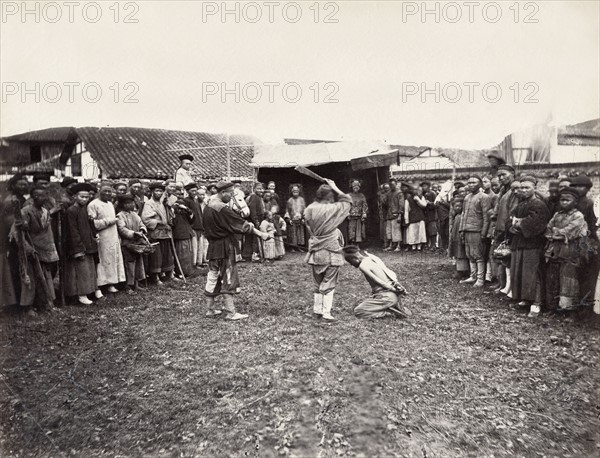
[1,1,599,148]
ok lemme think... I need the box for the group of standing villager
[0,154,214,311]
[0,174,128,312]
[372,152,599,318]
[447,163,598,318]
[377,179,445,252]
[2,149,597,322]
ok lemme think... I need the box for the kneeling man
[343,246,411,319]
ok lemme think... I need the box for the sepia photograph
[1,1,599,456]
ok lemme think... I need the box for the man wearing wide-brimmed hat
[64,183,103,305]
[175,154,195,188]
[203,181,271,320]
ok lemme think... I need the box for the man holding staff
[304,177,352,321]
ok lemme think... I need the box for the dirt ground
[1,250,598,457]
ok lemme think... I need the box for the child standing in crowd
[64,183,102,304]
[259,211,277,261]
[544,188,589,310]
[449,198,469,280]
[271,205,286,260]
[117,194,148,294]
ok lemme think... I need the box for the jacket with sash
[304,194,351,266]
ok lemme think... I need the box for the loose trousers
[312,265,339,294]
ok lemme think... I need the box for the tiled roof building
[76,127,258,180]
[1,126,259,181]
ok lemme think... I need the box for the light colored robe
[88,199,125,286]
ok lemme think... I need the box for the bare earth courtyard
[1,251,598,458]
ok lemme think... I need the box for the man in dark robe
[171,189,195,278]
[378,183,390,245]
[434,186,451,253]
[2,174,29,307]
[64,183,101,304]
[203,181,270,320]
[244,182,266,262]
[421,181,438,250]
[184,182,206,268]
[382,179,404,252]
[569,175,599,306]
[18,186,59,309]
[508,176,550,318]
